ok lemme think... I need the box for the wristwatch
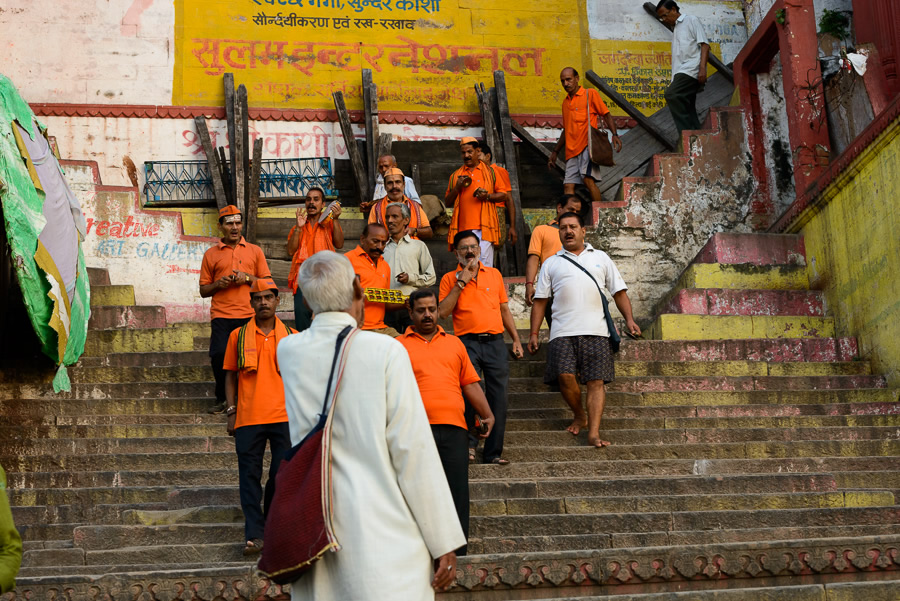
[456,279,466,290]
[225,406,237,416]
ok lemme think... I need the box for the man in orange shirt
[368,167,433,239]
[478,143,518,246]
[525,194,583,309]
[439,230,524,465]
[199,205,272,414]
[445,137,510,268]
[347,223,397,336]
[399,288,494,554]
[548,67,622,205]
[223,278,297,556]
[286,187,344,332]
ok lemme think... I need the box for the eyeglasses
[456,245,479,252]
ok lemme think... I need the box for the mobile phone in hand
[474,417,489,435]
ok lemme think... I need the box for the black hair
[558,211,584,227]
[562,67,579,78]
[557,194,582,211]
[408,288,438,308]
[452,229,479,249]
[656,0,679,11]
[361,223,387,237]
[479,142,492,158]
[307,187,326,200]
[251,288,279,299]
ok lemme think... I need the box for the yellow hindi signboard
[173,0,585,115]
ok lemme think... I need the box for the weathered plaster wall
[795,113,900,386]
[756,55,797,217]
[743,0,853,35]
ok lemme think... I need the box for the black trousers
[209,317,251,403]
[665,73,703,135]
[431,424,469,556]
[461,335,509,463]
[233,421,291,541]
[293,288,312,332]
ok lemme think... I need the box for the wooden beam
[510,120,566,173]
[641,2,734,82]
[216,147,233,206]
[239,84,250,210]
[362,69,379,201]
[332,91,369,206]
[475,83,504,164]
[410,163,421,195]
[493,70,528,276]
[194,116,227,210]
[585,70,677,151]
[245,138,263,244]
[376,132,392,165]
[223,73,237,196]
[232,86,246,213]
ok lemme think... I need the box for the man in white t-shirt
[526,212,640,448]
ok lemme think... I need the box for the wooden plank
[232,88,246,214]
[586,70,677,150]
[641,2,734,82]
[362,69,379,200]
[239,84,251,210]
[376,132,392,165]
[215,147,233,206]
[223,74,237,197]
[493,70,528,275]
[410,163,421,194]
[193,117,227,210]
[475,83,504,164]
[510,120,566,173]
[595,70,735,201]
[332,91,369,206]
[245,138,263,244]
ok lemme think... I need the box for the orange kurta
[286,220,335,292]
[399,326,481,429]
[562,87,611,160]
[347,245,391,330]
[445,162,500,250]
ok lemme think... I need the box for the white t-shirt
[534,244,627,341]
[671,14,709,80]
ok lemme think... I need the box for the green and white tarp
[0,74,90,392]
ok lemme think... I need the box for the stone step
[82,327,194,356]
[87,305,167,330]
[9,486,175,508]
[12,503,168,528]
[511,374,887,392]
[660,288,825,316]
[645,314,835,341]
[468,506,900,538]
[693,232,806,267]
[86,267,111,287]
[6,413,223,428]
[87,351,210,368]
[672,262,810,292]
[88,285,134,307]
[469,491,895,517]
[6,435,235,457]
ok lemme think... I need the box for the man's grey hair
[386,202,411,220]
[297,251,356,314]
[378,154,397,164]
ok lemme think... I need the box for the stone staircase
[3,234,900,600]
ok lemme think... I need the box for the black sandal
[243,538,263,556]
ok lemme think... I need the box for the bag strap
[559,253,618,334]
[316,325,354,424]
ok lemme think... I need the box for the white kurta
[278,311,466,601]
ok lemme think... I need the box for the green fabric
[0,466,22,594]
[0,74,90,391]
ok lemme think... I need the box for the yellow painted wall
[793,114,900,386]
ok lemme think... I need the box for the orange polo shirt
[223,325,296,429]
[399,326,481,430]
[199,237,271,319]
[562,87,611,160]
[528,222,562,264]
[446,162,497,231]
[347,245,391,330]
[287,220,335,292]
[439,262,507,336]
[368,196,430,232]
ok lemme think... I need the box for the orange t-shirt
[347,245,391,330]
[199,237,271,319]
[528,222,562,264]
[562,87,610,160]
[439,262,508,336]
[223,324,296,428]
[488,164,512,207]
[399,326,481,429]
[368,196,430,232]
[287,220,335,292]
[445,162,497,232]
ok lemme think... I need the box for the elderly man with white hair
[277,251,465,600]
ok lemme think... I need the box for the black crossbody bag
[559,255,621,353]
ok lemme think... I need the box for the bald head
[560,67,580,96]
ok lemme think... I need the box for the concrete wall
[795,113,900,386]
[743,0,853,35]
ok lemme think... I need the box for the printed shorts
[544,335,615,385]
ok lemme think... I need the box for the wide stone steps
[660,288,826,317]
[523,581,900,600]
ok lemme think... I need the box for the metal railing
[143,158,337,206]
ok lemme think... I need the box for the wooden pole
[332,91,369,207]
[216,147,233,206]
[492,70,528,276]
[362,69,379,201]
[585,70,677,151]
[232,88,246,214]
[224,74,237,197]
[641,2,734,82]
[194,116,227,210]
[245,138,263,244]
[239,84,250,209]
[376,132,392,167]
[475,83,504,164]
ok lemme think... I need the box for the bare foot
[566,417,588,435]
[587,435,611,448]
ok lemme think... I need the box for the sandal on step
[468,448,476,464]
[243,538,264,556]
[490,457,510,465]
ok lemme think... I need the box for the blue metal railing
[143,157,337,206]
